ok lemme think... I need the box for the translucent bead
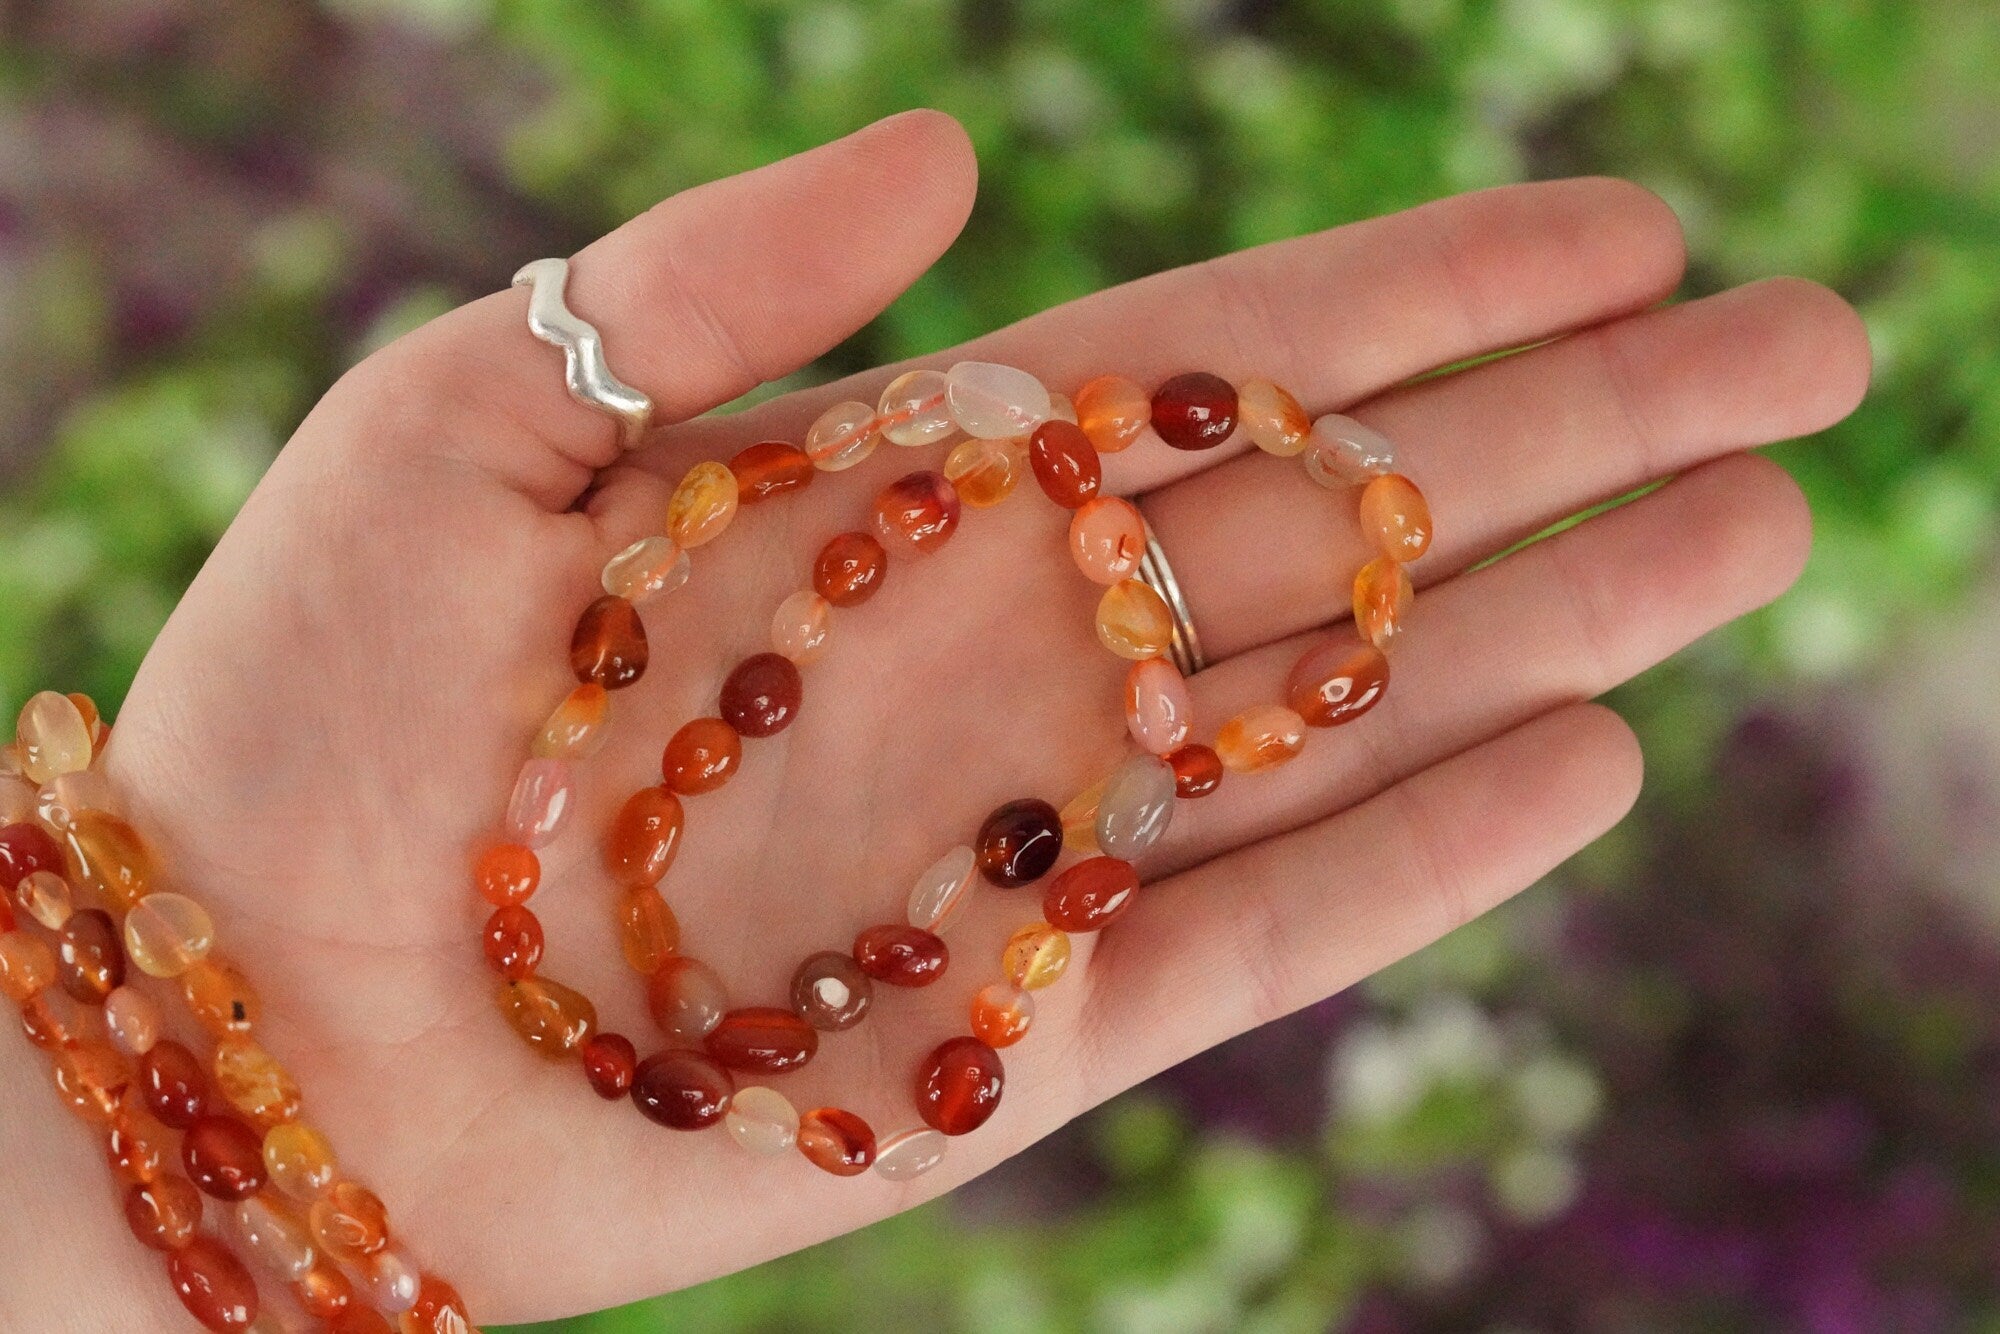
[1044,855,1141,932]
[581,1032,638,1100]
[1238,379,1311,456]
[877,368,956,446]
[1047,391,1078,424]
[646,956,729,1040]
[1303,413,1397,486]
[1286,639,1390,728]
[15,867,72,929]
[906,844,977,934]
[970,983,1035,1048]
[1359,473,1433,561]
[813,531,888,607]
[124,892,215,978]
[62,810,154,908]
[1002,922,1071,991]
[105,985,163,1055]
[719,652,802,738]
[570,595,649,689]
[666,460,739,548]
[852,923,949,987]
[106,1093,173,1182]
[53,1040,130,1121]
[235,1195,317,1280]
[0,928,56,1001]
[661,717,741,795]
[482,905,543,981]
[309,1180,390,1262]
[603,785,684,888]
[504,758,573,849]
[1068,496,1147,584]
[600,536,689,602]
[789,950,873,1032]
[616,885,680,974]
[1124,658,1193,755]
[1061,780,1105,856]
[58,907,125,1003]
[474,843,539,907]
[1352,556,1413,649]
[141,1040,211,1128]
[264,1122,339,1201]
[1028,419,1101,508]
[805,400,879,471]
[1214,704,1309,774]
[296,1260,358,1319]
[36,768,112,834]
[1094,754,1176,858]
[1096,579,1175,660]
[168,1235,259,1332]
[1073,374,1150,453]
[18,992,64,1048]
[915,1036,1004,1135]
[365,1247,423,1315]
[0,820,64,893]
[874,470,962,553]
[945,360,1051,439]
[15,690,92,783]
[730,440,816,504]
[705,1006,819,1074]
[1151,371,1238,451]
[498,976,597,1056]
[0,774,35,825]
[124,1176,204,1251]
[630,1049,734,1130]
[977,798,1064,887]
[183,1113,269,1200]
[1167,743,1224,799]
[943,435,1027,508]
[874,1128,948,1181]
[401,1276,472,1334]
[797,1107,876,1176]
[532,684,609,760]
[182,958,261,1037]
[770,590,832,663]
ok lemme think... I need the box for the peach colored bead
[0,775,35,826]
[1060,779,1105,856]
[600,536,689,602]
[214,1036,302,1128]
[15,868,71,929]
[53,1039,130,1122]
[1096,579,1175,660]
[309,1181,390,1264]
[723,1084,800,1156]
[970,982,1035,1048]
[806,399,879,471]
[1124,658,1193,755]
[0,928,56,1001]
[770,590,832,664]
[105,985,164,1055]
[18,992,65,1049]
[532,684,610,761]
[1238,379,1311,456]
[15,690,92,783]
[124,892,215,978]
[1074,374,1150,453]
[1068,496,1148,584]
[106,1093,173,1183]
[874,1128,948,1181]
[1359,473,1433,561]
[37,768,112,834]
[943,435,1027,508]
[1286,639,1390,728]
[646,956,729,1040]
[1303,413,1396,486]
[905,844,977,935]
[1002,922,1071,991]
[617,885,680,974]
[263,1122,339,1202]
[182,958,260,1038]
[234,1195,318,1280]
[63,809,154,908]
[1214,704,1309,774]
[1353,556,1413,649]
[666,460,739,549]
[504,758,573,849]
[945,360,1050,439]
[877,369,956,447]
[498,976,597,1055]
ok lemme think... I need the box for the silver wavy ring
[1137,524,1207,676]
[512,257,654,451]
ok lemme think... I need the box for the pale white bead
[15,691,91,784]
[601,536,690,602]
[873,1127,949,1181]
[1094,754,1176,858]
[807,400,880,471]
[877,369,957,446]
[365,1246,423,1314]
[725,1085,800,1156]
[233,1195,317,1281]
[1303,413,1397,487]
[770,590,832,664]
[906,845,977,934]
[945,361,1051,439]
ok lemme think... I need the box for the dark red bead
[630,1049,734,1130]
[1043,856,1140,932]
[570,595,649,689]
[703,1006,820,1074]
[729,440,815,505]
[580,1032,638,1100]
[915,1036,1005,1136]
[719,652,802,738]
[1027,419,1102,508]
[168,1235,260,1331]
[57,907,125,1003]
[1151,372,1238,450]
[139,1040,210,1129]
[852,924,949,987]
[0,822,64,894]
[812,531,888,607]
[481,905,543,981]
[976,798,1064,887]
[180,1114,266,1201]
[1166,744,1224,799]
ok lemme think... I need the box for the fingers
[1142,275,1871,659]
[1077,702,1642,1100]
[337,110,977,508]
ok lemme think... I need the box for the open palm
[13,111,1868,1327]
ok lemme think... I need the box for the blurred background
[3,0,1997,1329]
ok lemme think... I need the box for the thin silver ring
[1137,524,1207,677]
[512,257,654,451]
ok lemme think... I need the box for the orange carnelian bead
[181,958,260,1038]
[1002,922,1071,991]
[1286,639,1390,728]
[661,716,741,795]
[1359,473,1433,561]
[570,595,649,689]
[474,843,539,907]
[797,1107,876,1176]
[853,924,949,987]
[1152,371,1238,451]
[580,1031,638,1100]
[400,1274,472,1334]
[616,885,680,974]
[0,820,64,892]
[167,1234,259,1332]
[124,1175,203,1251]
[0,926,56,1001]
[1238,379,1311,456]
[719,652,802,738]
[1044,856,1140,933]
[14,868,70,929]
[182,1113,267,1200]
[498,976,597,1056]
[123,891,215,978]
[19,992,68,1049]
[666,460,740,548]
[105,985,163,1056]
[212,1035,302,1127]
[53,1039,130,1121]
[1215,704,1309,774]
[1068,496,1147,585]
[1166,743,1225,798]
[874,470,962,553]
[57,907,124,1003]
[533,683,610,760]
[812,531,888,607]
[1028,419,1101,508]
[977,798,1064,888]
[1352,556,1414,649]
[915,1036,1004,1136]
[1125,657,1193,755]
[646,956,729,1040]
[263,1121,339,1201]
[703,1006,820,1074]
[1096,579,1175,660]
[482,905,544,980]
[604,786,684,888]
[141,1039,210,1127]
[630,1049,734,1130]
[729,440,816,505]
[107,1094,173,1183]
[310,1180,391,1263]
[790,951,873,1031]
[943,436,1027,508]
[970,983,1035,1048]
[61,809,154,908]
[297,1259,360,1318]
[1074,374,1150,454]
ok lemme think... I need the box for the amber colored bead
[141,1039,211,1128]
[297,1260,360,1318]
[1214,704,1309,774]
[797,1107,876,1176]
[977,797,1064,888]
[310,1180,391,1263]
[812,531,888,607]
[56,906,123,1003]
[19,992,67,1049]
[1238,379,1312,456]
[53,1039,130,1121]
[107,1095,173,1183]
[570,595,649,689]
[646,955,729,1039]
[1068,496,1148,585]
[719,652,802,738]
[789,950,873,1031]
[1352,556,1413,649]
[1357,472,1431,561]
[874,470,963,553]
[62,809,153,908]
[124,891,215,978]
[854,923,949,987]
[0,820,64,894]
[264,1121,340,1201]
[0,886,11,933]
[125,1175,204,1251]
[704,1006,820,1074]
[400,1275,472,1334]
[479,904,542,981]
[474,843,539,907]
[1044,856,1140,933]
[661,716,741,795]
[915,1036,1004,1136]
[666,460,740,548]
[13,868,70,929]
[943,436,1027,508]
[213,1036,301,1127]
[1152,371,1238,450]
[168,1235,260,1331]
[617,885,680,974]
[1286,639,1390,728]
[580,1031,638,1100]
[182,958,260,1038]
[970,983,1035,1049]
[730,440,816,505]
[1002,922,1072,991]
[0,927,56,1001]
[1096,579,1175,660]
[604,785,684,888]
[1073,374,1151,454]
[1166,743,1225,799]
[1027,419,1102,508]
[1061,779,1104,858]
[499,977,597,1056]
[15,690,92,783]
[631,1048,734,1130]
[183,1114,268,1200]
[533,683,610,761]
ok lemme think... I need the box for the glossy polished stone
[1093,754,1176,858]
[1285,639,1389,728]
